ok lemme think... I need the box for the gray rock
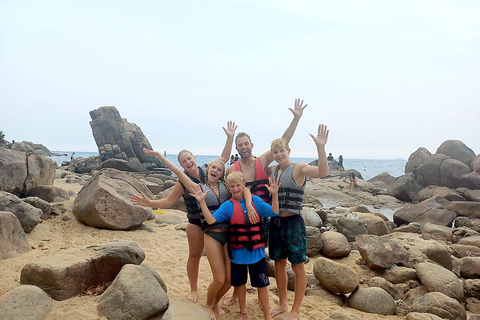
[426,244,453,270]
[418,185,464,202]
[449,244,480,258]
[20,240,145,300]
[320,231,351,258]
[73,168,153,230]
[379,266,418,284]
[357,212,390,236]
[356,234,410,269]
[436,140,476,168]
[406,312,444,320]
[97,264,168,320]
[388,173,422,202]
[335,217,368,242]
[0,191,42,233]
[0,211,30,259]
[459,257,480,278]
[457,235,480,248]
[305,226,322,257]
[464,189,480,202]
[472,154,480,173]
[347,287,396,315]
[0,285,53,320]
[26,185,69,203]
[162,299,209,320]
[313,257,359,294]
[326,310,364,320]
[393,204,456,227]
[406,147,432,174]
[415,262,464,301]
[446,201,480,219]
[422,223,453,242]
[411,292,466,320]
[464,279,480,299]
[155,211,183,225]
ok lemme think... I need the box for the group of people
[130,99,329,320]
[327,153,344,171]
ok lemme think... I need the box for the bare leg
[223,286,238,306]
[204,234,227,318]
[283,263,306,320]
[235,285,247,320]
[270,259,289,318]
[186,223,204,302]
[213,244,231,317]
[258,287,272,320]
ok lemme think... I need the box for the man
[223,98,306,306]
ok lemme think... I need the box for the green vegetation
[0,131,5,144]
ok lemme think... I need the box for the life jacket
[273,163,305,216]
[181,165,206,219]
[229,198,265,251]
[234,158,270,203]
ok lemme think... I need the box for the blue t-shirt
[212,195,278,265]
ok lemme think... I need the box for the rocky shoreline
[1,121,480,319]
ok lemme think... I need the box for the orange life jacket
[229,198,265,251]
[234,158,270,203]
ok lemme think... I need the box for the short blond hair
[270,138,289,151]
[226,171,244,185]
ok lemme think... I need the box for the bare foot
[270,305,288,318]
[187,291,198,303]
[222,296,237,307]
[235,311,247,320]
[213,305,226,317]
[283,310,301,320]
[204,305,216,320]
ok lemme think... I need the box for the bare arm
[243,187,258,224]
[130,180,184,208]
[299,124,329,179]
[216,121,237,165]
[265,176,280,214]
[260,98,307,167]
[189,185,217,224]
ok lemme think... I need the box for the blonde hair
[205,159,225,188]
[270,138,289,151]
[226,171,245,185]
[177,149,194,162]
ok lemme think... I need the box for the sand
[0,179,407,320]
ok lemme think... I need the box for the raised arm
[216,121,237,165]
[265,176,280,214]
[260,98,307,166]
[189,184,217,225]
[131,180,184,208]
[299,124,329,179]
[143,148,197,192]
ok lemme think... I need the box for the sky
[1,0,479,160]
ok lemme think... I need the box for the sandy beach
[0,176,412,320]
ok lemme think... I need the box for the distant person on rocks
[327,153,334,171]
[266,124,329,320]
[230,155,235,165]
[130,121,238,304]
[234,153,239,161]
[338,155,344,171]
[70,152,75,161]
[348,172,358,191]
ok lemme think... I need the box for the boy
[267,124,329,320]
[191,171,280,320]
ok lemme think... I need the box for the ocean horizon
[51,151,407,181]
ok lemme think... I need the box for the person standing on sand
[266,124,329,320]
[130,121,237,304]
[133,148,255,320]
[222,98,307,306]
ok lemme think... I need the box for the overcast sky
[1,0,479,159]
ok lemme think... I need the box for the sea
[51,151,407,180]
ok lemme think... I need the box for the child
[191,171,280,320]
[267,124,329,320]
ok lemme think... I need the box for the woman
[133,149,254,320]
[130,121,236,304]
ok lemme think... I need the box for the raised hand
[288,98,307,119]
[189,184,209,202]
[130,193,151,206]
[222,121,237,139]
[266,176,281,195]
[310,124,329,147]
[143,148,161,158]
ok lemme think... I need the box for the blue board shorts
[268,215,307,264]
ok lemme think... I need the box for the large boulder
[27,185,69,203]
[320,231,351,258]
[162,299,210,320]
[313,257,359,294]
[439,159,472,189]
[97,158,148,174]
[0,191,42,233]
[0,148,55,196]
[416,154,451,188]
[0,211,30,259]
[445,201,480,219]
[20,240,145,300]
[459,257,480,279]
[418,186,464,202]
[378,266,418,284]
[422,223,453,242]
[9,141,52,156]
[70,155,102,174]
[357,212,390,236]
[0,285,53,320]
[406,147,432,174]
[89,106,166,170]
[72,168,153,229]
[415,262,464,301]
[97,264,169,320]
[335,217,368,242]
[387,173,422,202]
[472,154,480,173]
[458,172,480,190]
[305,226,322,257]
[368,172,396,188]
[347,287,396,315]
[356,234,410,269]
[411,292,466,320]
[436,140,476,168]
[393,204,456,227]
